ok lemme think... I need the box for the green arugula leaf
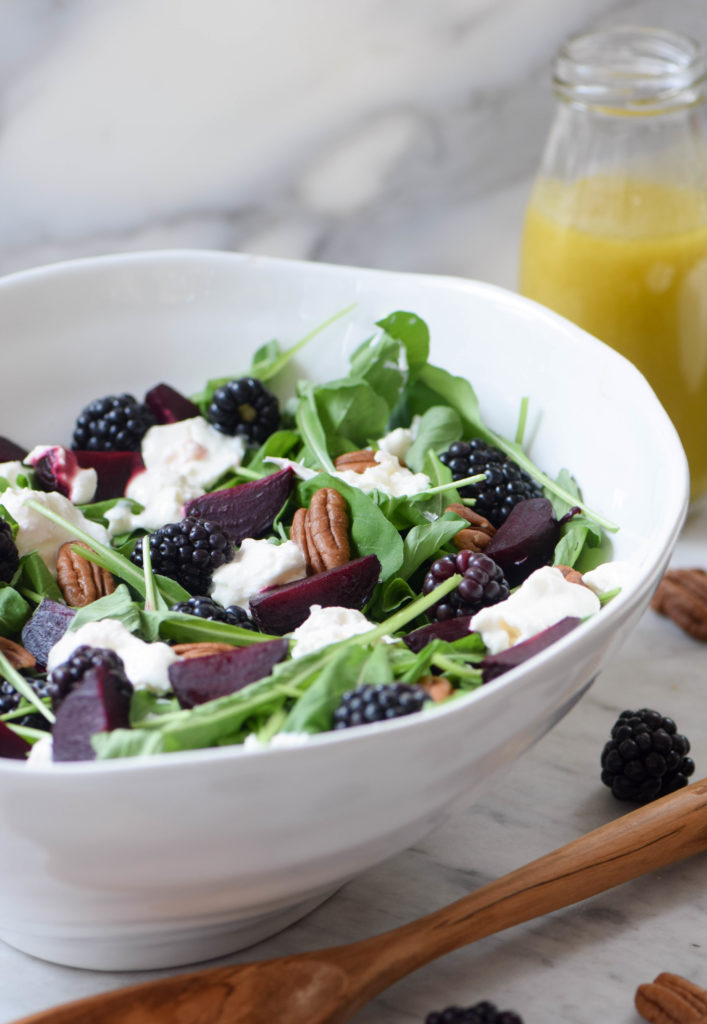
[376,312,430,378]
[348,331,405,412]
[0,584,30,634]
[404,406,462,473]
[16,552,64,604]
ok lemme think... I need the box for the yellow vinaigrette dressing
[520,177,707,497]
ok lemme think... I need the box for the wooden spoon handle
[353,778,707,992]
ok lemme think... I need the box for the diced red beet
[0,436,27,462]
[403,616,475,654]
[485,498,561,587]
[0,719,30,760]
[480,616,581,684]
[73,450,145,501]
[184,468,295,545]
[249,554,380,635]
[145,383,200,424]
[52,664,132,762]
[169,638,289,709]
[21,599,76,669]
[25,445,96,502]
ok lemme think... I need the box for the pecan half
[419,675,453,702]
[636,973,707,1023]
[0,636,35,671]
[172,642,235,659]
[293,488,350,574]
[334,449,378,474]
[650,568,707,642]
[445,503,495,552]
[56,541,116,608]
[556,564,587,587]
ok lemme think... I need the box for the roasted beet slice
[481,616,581,684]
[484,498,561,587]
[169,638,289,709]
[52,663,132,762]
[0,436,27,462]
[145,383,200,424]
[73,450,145,501]
[184,468,295,545]
[249,554,381,635]
[403,616,475,654]
[21,599,76,669]
[0,719,30,760]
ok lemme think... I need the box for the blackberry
[423,551,509,621]
[426,1003,523,1024]
[72,393,156,452]
[439,439,543,527]
[170,594,256,630]
[131,516,234,595]
[333,683,429,729]
[0,519,19,583]
[0,676,53,731]
[206,377,280,445]
[47,646,132,710]
[601,708,695,804]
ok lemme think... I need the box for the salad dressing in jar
[519,27,707,499]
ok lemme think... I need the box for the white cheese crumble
[264,456,318,481]
[26,733,54,767]
[24,445,97,505]
[0,461,28,485]
[243,731,313,750]
[123,417,246,531]
[582,560,633,596]
[376,421,418,462]
[47,618,179,695]
[210,538,307,609]
[290,604,376,658]
[334,449,430,498]
[470,565,601,655]
[0,488,110,576]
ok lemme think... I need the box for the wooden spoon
[14,778,707,1024]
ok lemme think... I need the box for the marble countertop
[2,0,707,1021]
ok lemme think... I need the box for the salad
[0,309,625,764]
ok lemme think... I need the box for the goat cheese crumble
[210,538,307,609]
[290,604,376,658]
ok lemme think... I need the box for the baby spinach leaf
[398,511,464,581]
[348,331,405,412]
[311,379,390,450]
[280,645,369,734]
[16,553,63,604]
[294,383,335,472]
[246,429,300,474]
[404,406,462,473]
[376,312,430,378]
[0,584,30,634]
[550,469,604,568]
[69,585,143,634]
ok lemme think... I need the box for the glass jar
[519,26,707,499]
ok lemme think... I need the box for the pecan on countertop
[650,568,707,642]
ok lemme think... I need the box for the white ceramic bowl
[0,251,688,971]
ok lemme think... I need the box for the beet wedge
[184,468,295,545]
[169,638,290,709]
[250,554,381,635]
[52,663,132,762]
[0,719,31,760]
[21,599,76,669]
[73,450,145,501]
[145,383,200,425]
[403,616,475,654]
[481,616,581,684]
[485,497,561,587]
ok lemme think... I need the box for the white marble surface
[2,0,707,1021]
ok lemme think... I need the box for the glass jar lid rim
[554,25,707,106]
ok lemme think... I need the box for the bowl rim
[0,248,690,775]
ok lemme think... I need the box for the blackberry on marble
[0,519,19,583]
[47,646,132,711]
[72,393,156,452]
[425,1001,524,1023]
[423,550,509,621]
[206,377,280,445]
[170,594,256,630]
[439,439,543,527]
[333,683,429,729]
[601,708,695,804]
[131,516,234,595]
